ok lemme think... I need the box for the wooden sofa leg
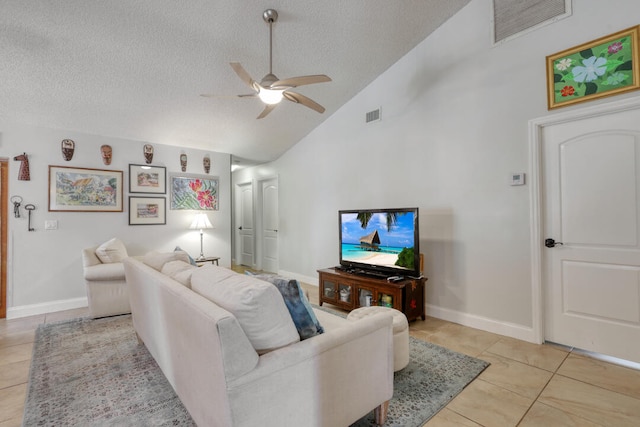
[374,400,389,426]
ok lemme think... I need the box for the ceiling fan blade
[230,62,256,90]
[272,75,331,88]
[237,94,258,98]
[257,104,277,119]
[283,91,325,114]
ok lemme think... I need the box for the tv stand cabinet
[317,268,426,321]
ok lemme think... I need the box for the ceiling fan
[204,9,331,119]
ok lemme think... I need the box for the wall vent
[366,108,381,123]
[492,0,571,44]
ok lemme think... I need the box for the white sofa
[123,256,394,427]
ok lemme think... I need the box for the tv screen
[338,208,420,278]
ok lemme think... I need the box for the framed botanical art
[547,26,640,109]
[48,166,123,212]
[129,164,166,194]
[170,174,219,210]
[129,196,166,225]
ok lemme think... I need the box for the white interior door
[238,182,254,267]
[542,106,640,363]
[261,178,278,273]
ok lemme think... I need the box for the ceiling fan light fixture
[258,88,285,105]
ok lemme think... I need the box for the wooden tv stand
[318,268,426,321]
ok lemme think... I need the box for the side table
[195,256,219,266]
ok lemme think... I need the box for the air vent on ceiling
[493,0,571,44]
[366,108,381,123]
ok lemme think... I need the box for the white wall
[234,0,640,340]
[1,118,231,317]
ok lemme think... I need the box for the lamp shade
[189,213,213,230]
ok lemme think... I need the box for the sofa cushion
[249,273,324,340]
[161,260,198,287]
[174,246,197,266]
[95,238,128,264]
[191,267,299,353]
[143,250,191,271]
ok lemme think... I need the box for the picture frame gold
[48,166,123,212]
[546,26,640,110]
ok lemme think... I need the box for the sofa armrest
[82,246,102,268]
[83,262,125,281]
[226,312,394,427]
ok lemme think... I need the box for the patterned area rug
[23,314,488,427]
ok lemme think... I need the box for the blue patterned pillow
[248,273,324,340]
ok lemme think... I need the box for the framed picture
[48,165,123,212]
[129,164,166,194]
[547,26,640,109]
[129,196,166,225]
[170,174,219,210]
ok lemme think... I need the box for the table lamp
[189,213,213,260]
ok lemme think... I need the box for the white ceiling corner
[1,0,471,166]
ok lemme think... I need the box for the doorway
[1,160,7,318]
[531,97,640,363]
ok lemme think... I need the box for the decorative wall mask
[180,154,187,172]
[13,153,30,181]
[61,139,75,161]
[143,144,154,164]
[101,145,112,165]
[203,156,211,174]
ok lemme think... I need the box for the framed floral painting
[546,26,640,109]
[170,174,219,210]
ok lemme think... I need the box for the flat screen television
[338,207,420,278]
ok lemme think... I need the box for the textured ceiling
[1,0,470,166]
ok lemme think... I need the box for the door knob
[545,238,563,248]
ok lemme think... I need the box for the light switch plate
[45,220,58,230]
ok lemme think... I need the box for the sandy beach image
[349,252,403,269]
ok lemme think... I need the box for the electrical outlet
[45,220,58,230]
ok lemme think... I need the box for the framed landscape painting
[129,196,166,225]
[547,26,640,109]
[170,174,219,210]
[129,164,166,194]
[48,166,123,212]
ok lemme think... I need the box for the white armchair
[82,239,131,318]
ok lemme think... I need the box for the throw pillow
[142,250,191,271]
[95,238,128,264]
[174,246,197,266]
[249,273,324,340]
[191,268,299,354]
[161,260,198,288]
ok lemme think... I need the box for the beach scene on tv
[341,211,416,271]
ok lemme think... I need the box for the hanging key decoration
[10,195,22,218]
[25,204,35,231]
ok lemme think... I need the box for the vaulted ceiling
[1,1,470,166]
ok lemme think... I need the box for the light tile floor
[1,283,639,427]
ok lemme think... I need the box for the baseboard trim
[7,297,88,319]
[278,270,318,288]
[427,303,539,344]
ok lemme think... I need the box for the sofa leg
[374,400,389,426]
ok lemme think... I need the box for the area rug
[23,315,488,427]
